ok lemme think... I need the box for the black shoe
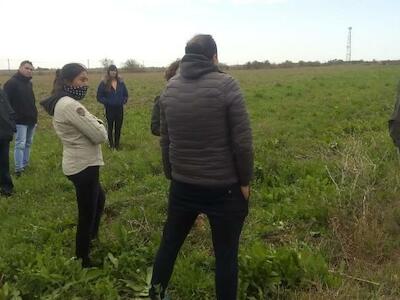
[149,285,167,300]
[81,257,92,268]
[0,189,13,197]
[15,171,22,178]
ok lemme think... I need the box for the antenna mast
[346,27,352,62]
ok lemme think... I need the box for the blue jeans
[14,124,36,172]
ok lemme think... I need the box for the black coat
[389,81,400,147]
[0,88,16,141]
[160,54,253,187]
[3,73,38,125]
[151,95,161,136]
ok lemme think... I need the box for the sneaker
[15,171,22,178]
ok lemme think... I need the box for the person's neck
[17,72,31,81]
[111,79,117,89]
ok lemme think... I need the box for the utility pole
[87,59,90,70]
[7,58,10,72]
[346,27,352,62]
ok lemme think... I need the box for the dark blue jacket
[96,79,128,107]
[0,88,16,141]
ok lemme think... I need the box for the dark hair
[19,60,33,68]
[164,59,180,81]
[185,34,217,60]
[51,63,87,95]
[104,64,119,91]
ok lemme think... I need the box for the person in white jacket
[41,63,108,268]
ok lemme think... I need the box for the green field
[1,65,400,299]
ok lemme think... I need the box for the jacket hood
[40,92,69,116]
[180,54,219,79]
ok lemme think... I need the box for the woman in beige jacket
[41,63,108,267]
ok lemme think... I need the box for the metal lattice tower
[346,27,352,62]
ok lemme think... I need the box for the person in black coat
[3,60,38,176]
[0,87,16,196]
[389,81,400,147]
[149,35,253,300]
[96,65,129,150]
[150,59,180,136]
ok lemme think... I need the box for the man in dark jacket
[3,60,38,176]
[150,34,253,300]
[0,87,16,196]
[389,82,400,147]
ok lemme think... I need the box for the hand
[240,185,250,200]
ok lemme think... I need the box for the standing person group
[96,65,129,150]
[3,34,254,299]
[41,63,108,267]
[3,60,38,177]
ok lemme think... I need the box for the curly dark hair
[165,60,180,81]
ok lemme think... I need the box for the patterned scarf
[63,85,88,100]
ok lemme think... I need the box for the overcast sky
[0,0,399,69]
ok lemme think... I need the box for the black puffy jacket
[160,54,253,187]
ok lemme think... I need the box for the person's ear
[212,54,219,65]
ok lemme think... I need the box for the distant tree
[100,58,114,69]
[279,60,295,68]
[327,59,344,65]
[263,60,271,68]
[35,66,50,71]
[122,59,144,72]
[243,60,272,70]
[218,62,230,70]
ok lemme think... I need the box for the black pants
[151,180,248,300]
[0,140,13,194]
[67,166,105,265]
[105,105,123,149]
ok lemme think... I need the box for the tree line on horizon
[3,58,400,74]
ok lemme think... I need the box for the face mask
[63,85,88,100]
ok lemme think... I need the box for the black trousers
[0,140,13,194]
[151,180,248,300]
[67,166,105,265]
[105,105,124,149]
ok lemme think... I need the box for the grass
[1,64,400,299]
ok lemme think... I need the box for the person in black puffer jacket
[149,34,253,300]
[0,87,16,196]
[3,60,38,176]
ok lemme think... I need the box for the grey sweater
[160,54,253,187]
